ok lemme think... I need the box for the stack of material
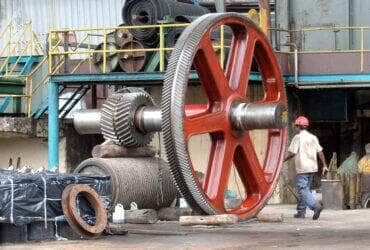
[0,170,111,226]
[122,0,209,47]
[92,0,208,73]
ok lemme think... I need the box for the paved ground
[3,205,370,250]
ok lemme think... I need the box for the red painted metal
[185,104,208,117]
[183,16,287,219]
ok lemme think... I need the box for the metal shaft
[135,106,162,133]
[73,102,287,135]
[231,102,288,131]
[73,109,101,134]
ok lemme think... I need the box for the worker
[358,143,370,173]
[284,116,328,220]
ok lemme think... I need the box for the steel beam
[50,71,263,84]
[286,73,370,88]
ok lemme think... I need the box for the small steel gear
[101,91,155,147]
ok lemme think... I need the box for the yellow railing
[0,20,45,116]
[48,10,266,75]
[48,22,192,74]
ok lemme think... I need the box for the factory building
[0,0,369,248]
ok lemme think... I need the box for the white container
[179,198,189,208]
[112,204,125,224]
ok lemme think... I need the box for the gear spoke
[236,134,269,196]
[184,111,227,139]
[226,30,257,95]
[254,40,282,102]
[264,129,285,177]
[194,34,231,101]
[203,134,236,211]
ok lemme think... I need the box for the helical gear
[100,90,155,147]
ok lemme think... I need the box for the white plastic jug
[112,204,125,224]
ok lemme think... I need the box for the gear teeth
[100,89,155,148]
[162,13,286,219]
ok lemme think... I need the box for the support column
[48,80,59,170]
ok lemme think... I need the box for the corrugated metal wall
[0,0,123,37]
[276,0,370,51]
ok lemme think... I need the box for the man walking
[284,116,328,220]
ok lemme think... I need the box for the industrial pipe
[281,43,299,85]
[215,0,226,13]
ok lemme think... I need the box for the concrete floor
[3,205,370,250]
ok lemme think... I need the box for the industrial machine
[73,12,287,220]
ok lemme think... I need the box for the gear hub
[100,91,156,147]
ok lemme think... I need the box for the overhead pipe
[281,43,299,85]
[215,0,226,13]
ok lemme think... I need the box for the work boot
[312,206,323,220]
[294,213,305,219]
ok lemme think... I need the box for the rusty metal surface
[118,40,146,73]
[62,184,107,239]
[276,52,370,76]
[114,28,134,48]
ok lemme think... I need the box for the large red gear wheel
[162,13,287,220]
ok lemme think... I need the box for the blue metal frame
[0,96,11,113]
[50,72,370,86]
[285,73,370,85]
[49,71,263,84]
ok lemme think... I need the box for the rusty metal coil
[118,40,146,73]
[114,26,134,48]
[62,184,107,239]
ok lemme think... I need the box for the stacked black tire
[122,0,209,47]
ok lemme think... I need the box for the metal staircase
[31,85,90,119]
[0,56,42,114]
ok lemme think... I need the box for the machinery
[73,13,287,220]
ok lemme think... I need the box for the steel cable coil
[122,0,209,47]
[75,157,178,211]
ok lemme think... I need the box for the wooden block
[107,223,186,236]
[158,207,192,221]
[179,214,238,226]
[92,142,156,158]
[125,209,158,224]
[256,212,284,223]
[106,223,129,235]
